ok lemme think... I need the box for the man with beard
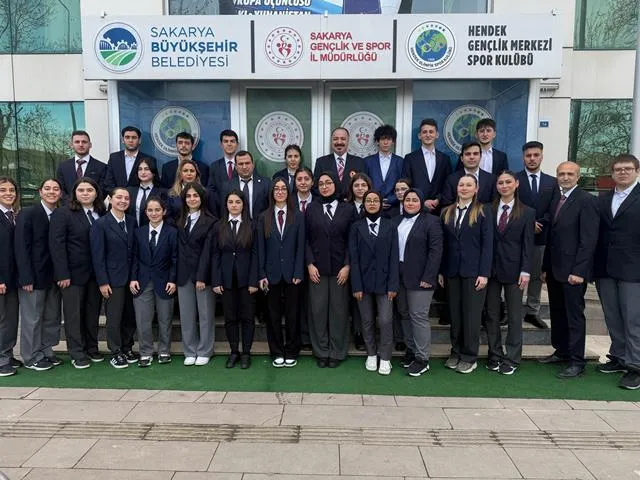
[314,127,364,201]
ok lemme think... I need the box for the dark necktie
[498,205,509,233]
[118,221,127,233]
[554,194,567,220]
[185,216,192,233]
[369,222,377,236]
[241,179,250,198]
[230,219,238,237]
[455,206,467,232]
[86,209,95,225]
[227,161,234,180]
[277,210,284,234]
[325,203,333,220]
[358,204,363,215]
[139,187,150,226]
[5,210,15,226]
[530,174,538,200]
[149,229,157,253]
[300,200,307,213]
[76,159,86,179]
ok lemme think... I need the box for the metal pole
[631,9,640,157]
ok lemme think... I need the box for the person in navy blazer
[56,130,106,199]
[257,178,305,367]
[541,161,599,378]
[293,167,314,214]
[160,132,210,190]
[49,177,106,369]
[402,119,452,214]
[313,127,364,200]
[206,129,239,194]
[485,171,535,375]
[126,157,167,228]
[364,125,404,213]
[272,144,303,194]
[350,191,400,376]
[90,187,137,369]
[217,151,270,219]
[130,197,178,367]
[455,119,508,175]
[439,172,493,374]
[442,141,496,206]
[0,177,20,376]
[15,178,63,371]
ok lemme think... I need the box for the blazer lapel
[107,215,128,242]
[359,221,376,251]
[154,226,169,256]
[613,184,640,220]
[554,191,578,224]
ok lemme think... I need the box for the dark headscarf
[363,190,383,222]
[318,171,338,204]
[402,188,425,219]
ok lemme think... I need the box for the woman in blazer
[91,187,137,369]
[49,177,106,369]
[272,144,303,193]
[15,178,62,371]
[306,171,356,368]
[0,176,20,377]
[349,190,400,375]
[439,174,493,374]
[394,188,443,377]
[257,179,305,367]
[167,159,216,222]
[130,196,178,367]
[176,182,217,367]
[486,171,535,375]
[127,157,167,227]
[293,166,314,214]
[212,190,259,369]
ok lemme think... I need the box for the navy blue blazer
[90,213,135,288]
[0,209,17,291]
[211,220,258,289]
[402,149,451,201]
[104,151,158,195]
[442,169,497,206]
[160,158,211,190]
[491,203,536,284]
[542,187,599,282]
[441,204,494,278]
[126,185,168,227]
[516,170,559,246]
[349,217,400,294]
[15,203,55,289]
[56,156,107,198]
[207,157,238,192]
[176,214,215,286]
[595,184,640,282]
[455,148,508,175]
[313,154,364,200]
[394,213,443,289]
[131,224,178,299]
[364,153,404,207]
[218,175,271,219]
[272,168,298,193]
[257,209,305,284]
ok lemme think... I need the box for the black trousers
[61,280,101,361]
[105,286,136,354]
[486,280,523,366]
[222,275,256,354]
[266,280,301,359]
[447,276,487,363]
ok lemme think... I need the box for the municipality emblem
[151,107,201,157]
[444,104,492,154]
[95,22,143,73]
[407,21,455,72]
[341,111,384,158]
[265,27,304,68]
[255,112,304,162]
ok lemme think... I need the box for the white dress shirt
[275,205,287,235]
[136,182,153,224]
[40,201,54,221]
[496,199,514,226]
[611,181,637,217]
[83,207,98,222]
[74,154,90,176]
[526,169,540,190]
[397,214,419,261]
[324,200,338,218]
[367,217,381,236]
[378,153,392,180]
[422,146,435,181]
[480,147,493,173]
[239,177,254,217]
[187,210,201,232]
[124,152,137,180]
[149,221,163,242]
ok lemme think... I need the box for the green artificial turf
[3,355,638,401]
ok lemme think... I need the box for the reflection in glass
[575,0,637,49]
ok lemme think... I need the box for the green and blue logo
[94,23,143,73]
[407,21,455,72]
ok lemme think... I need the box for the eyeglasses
[613,167,636,173]
[273,187,288,192]
[318,181,334,187]
[364,198,381,204]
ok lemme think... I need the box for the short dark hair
[461,140,482,154]
[374,124,397,143]
[475,118,496,131]
[611,154,640,171]
[395,177,411,188]
[175,131,195,144]
[71,130,91,141]
[419,118,438,131]
[39,178,61,190]
[235,150,254,163]
[294,166,313,181]
[522,141,544,152]
[332,126,349,137]
[121,126,141,138]
[219,129,238,143]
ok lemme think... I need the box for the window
[574,0,638,49]
[0,0,82,53]
[398,0,488,13]
[569,99,632,191]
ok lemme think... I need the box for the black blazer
[176,213,215,286]
[257,210,305,284]
[293,194,314,214]
[441,204,494,278]
[394,213,443,289]
[15,204,55,289]
[90,213,136,288]
[305,201,356,276]
[594,184,640,282]
[126,185,168,227]
[0,209,17,291]
[272,168,297,193]
[56,156,107,198]
[160,158,211,190]
[211,220,258,289]
[402,149,452,201]
[349,217,400,294]
[491,203,536,284]
[516,170,559,246]
[103,151,158,195]
[218,175,270,219]
[49,206,101,285]
[455,148,508,175]
[207,157,238,192]
[131,224,178,299]
[313,154,364,200]
[542,187,599,282]
[442,169,497,206]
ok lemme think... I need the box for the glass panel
[0,103,18,179]
[569,99,632,191]
[398,0,487,13]
[574,0,637,49]
[169,0,221,15]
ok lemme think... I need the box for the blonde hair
[441,174,484,227]
[170,159,201,198]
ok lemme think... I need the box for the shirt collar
[367,217,380,226]
[379,152,392,160]
[150,221,163,235]
[0,204,11,214]
[124,150,138,159]
[240,176,253,183]
[229,214,242,222]
[298,193,311,202]
[615,180,638,195]
[334,152,347,161]
[75,154,90,163]
[190,210,201,221]
[464,168,480,176]
[561,185,578,198]
[457,201,472,209]
[275,205,287,214]
[40,201,54,217]
[139,182,153,189]
[482,146,493,154]
[498,199,515,210]
[526,168,541,176]
[421,146,435,156]
[110,210,125,223]
[225,156,235,164]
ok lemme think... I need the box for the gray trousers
[308,276,349,360]
[357,293,394,360]
[0,290,19,368]
[18,286,61,365]
[177,281,215,358]
[525,245,544,315]
[486,280,523,366]
[397,285,434,362]
[596,278,640,372]
[133,282,174,357]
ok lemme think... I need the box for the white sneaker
[272,357,285,367]
[365,355,377,371]
[195,357,210,366]
[183,356,196,366]
[378,360,392,376]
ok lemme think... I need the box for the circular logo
[406,21,455,72]
[341,111,384,158]
[265,27,304,68]
[151,107,201,157]
[255,111,304,162]
[94,22,143,73]
[443,104,492,154]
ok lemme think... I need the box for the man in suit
[56,130,107,199]
[594,154,640,390]
[517,141,559,329]
[208,129,239,194]
[103,126,157,195]
[160,132,210,189]
[540,161,598,378]
[442,141,496,206]
[455,118,508,175]
[364,124,404,215]
[313,127,364,200]
[219,151,270,219]
[402,118,452,212]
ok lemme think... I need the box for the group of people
[0,119,637,390]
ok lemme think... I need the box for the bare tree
[0,0,55,52]
[581,0,638,48]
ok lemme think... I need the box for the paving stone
[119,390,161,402]
[362,394,397,406]
[0,438,48,467]
[525,410,615,432]
[595,410,640,432]
[302,393,363,405]
[396,396,502,409]
[146,390,206,402]
[76,439,217,471]
[573,449,640,480]
[444,408,538,430]
[566,400,640,410]
[0,468,31,479]
[209,443,338,474]
[123,402,283,425]
[23,438,98,469]
[0,399,40,421]
[420,446,521,478]
[222,392,302,404]
[195,392,227,403]
[340,444,427,476]
[19,401,136,423]
[172,474,243,480]
[25,388,125,401]
[243,476,403,480]
[0,387,37,399]
[499,398,571,410]
[505,447,595,479]
[23,469,174,480]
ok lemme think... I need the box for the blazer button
[233,252,236,256]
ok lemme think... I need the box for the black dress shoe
[301,343,312,351]
[316,357,328,368]
[557,365,585,379]
[328,358,340,368]
[394,342,407,352]
[538,353,567,364]
[226,352,240,369]
[524,314,548,329]
[10,358,23,368]
[438,316,451,325]
[354,334,365,351]
[240,354,251,369]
